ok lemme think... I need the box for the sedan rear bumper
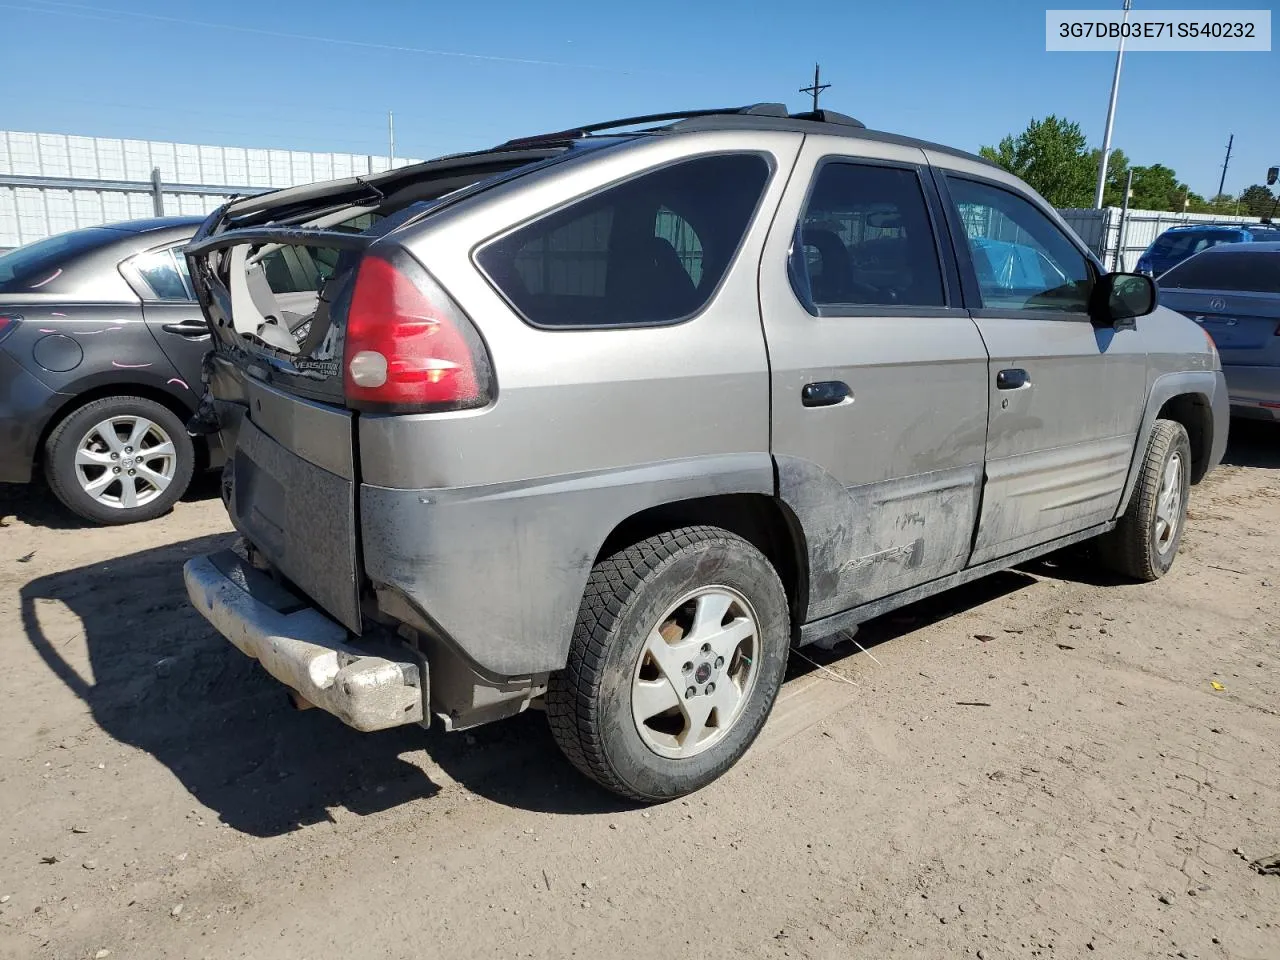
[1224,364,1280,420]
[184,549,425,732]
[0,351,64,484]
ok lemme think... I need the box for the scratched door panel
[966,314,1145,565]
[758,135,990,622]
[141,301,211,400]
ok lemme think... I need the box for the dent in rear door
[759,137,990,622]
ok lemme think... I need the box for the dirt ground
[0,424,1277,960]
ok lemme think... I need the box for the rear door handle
[162,320,210,338]
[996,368,1029,390]
[801,381,851,407]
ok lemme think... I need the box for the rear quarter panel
[355,131,803,676]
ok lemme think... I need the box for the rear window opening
[186,142,599,401]
[187,144,593,401]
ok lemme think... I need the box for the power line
[12,0,655,74]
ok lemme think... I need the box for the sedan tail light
[0,313,21,344]
[342,252,494,413]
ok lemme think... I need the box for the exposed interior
[186,146,576,370]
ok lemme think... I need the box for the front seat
[800,227,853,304]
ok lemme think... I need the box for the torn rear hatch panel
[184,144,580,634]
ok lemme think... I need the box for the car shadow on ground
[1,471,222,530]
[1221,418,1279,469]
[19,534,1043,827]
[20,533,442,837]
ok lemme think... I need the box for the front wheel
[1098,418,1192,581]
[44,396,195,525]
[546,526,790,802]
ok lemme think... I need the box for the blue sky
[3,0,1277,196]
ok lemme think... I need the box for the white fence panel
[0,129,420,251]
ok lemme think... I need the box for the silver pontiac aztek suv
[181,104,1227,800]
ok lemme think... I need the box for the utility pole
[799,63,831,112]
[388,110,395,167]
[1217,134,1233,197]
[1094,0,1134,209]
[1115,168,1134,271]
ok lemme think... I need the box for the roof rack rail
[500,103,790,147]
[788,108,866,129]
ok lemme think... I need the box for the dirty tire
[44,395,194,526]
[546,526,790,802]
[1098,418,1191,581]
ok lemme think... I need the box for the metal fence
[1058,207,1265,272]
[0,130,419,251]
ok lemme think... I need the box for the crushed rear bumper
[183,550,425,732]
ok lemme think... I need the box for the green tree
[1184,191,1212,214]
[1239,184,1278,218]
[979,116,1095,207]
[1127,164,1191,212]
[1090,147,1131,207]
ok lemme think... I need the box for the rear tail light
[0,313,21,344]
[342,252,493,412]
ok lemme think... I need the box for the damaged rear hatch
[184,144,577,633]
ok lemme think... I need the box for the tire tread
[1099,418,1188,581]
[546,526,764,801]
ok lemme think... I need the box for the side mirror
[1090,272,1157,327]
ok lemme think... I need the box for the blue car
[1136,222,1280,278]
[1158,242,1280,422]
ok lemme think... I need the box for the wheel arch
[1115,371,1226,518]
[596,493,810,628]
[36,379,210,473]
[1155,392,1214,484]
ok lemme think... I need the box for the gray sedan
[1159,241,1280,422]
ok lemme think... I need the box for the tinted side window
[947,177,1093,312]
[1160,251,1280,294]
[477,154,770,328]
[130,248,192,301]
[1151,230,1238,257]
[791,163,945,309]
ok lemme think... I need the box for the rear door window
[790,161,946,310]
[476,153,771,328]
[1160,251,1280,293]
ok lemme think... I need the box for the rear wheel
[546,526,790,802]
[44,396,194,525]
[1098,418,1191,581]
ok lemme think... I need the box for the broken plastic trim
[188,227,372,357]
